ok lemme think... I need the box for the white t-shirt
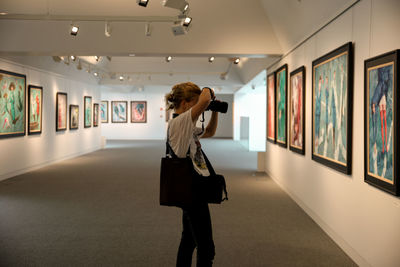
[168,108,210,177]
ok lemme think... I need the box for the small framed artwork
[93,103,99,127]
[364,49,399,195]
[0,69,26,138]
[276,64,288,148]
[69,105,79,130]
[267,72,276,143]
[111,101,128,123]
[28,85,43,135]
[131,101,147,123]
[56,92,67,131]
[289,66,306,155]
[312,42,353,174]
[100,101,108,123]
[84,96,92,128]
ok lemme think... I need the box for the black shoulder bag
[159,128,228,207]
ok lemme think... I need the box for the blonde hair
[165,82,201,110]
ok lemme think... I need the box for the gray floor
[0,139,356,267]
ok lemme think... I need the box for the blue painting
[367,63,394,183]
[313,52,348,165]
[112,101,127,123]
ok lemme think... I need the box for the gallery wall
[264,0,400,266]
[101,89,233,140]
[0,58,102,181]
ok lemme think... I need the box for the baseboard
[0,146,101,182]
[264,169,371,267]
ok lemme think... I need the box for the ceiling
[0,0,357,91]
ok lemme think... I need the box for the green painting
[0,69,26,138]
[276,64,287,147]
[84,96,92,128]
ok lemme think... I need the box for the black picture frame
[267,71,276,144]
[0,69,26,138]
[364,49,399,196]
[289,66,306,155]
[275,64,288,148]
[84,96,92,128]
[93,103,99,127]
[111,101,128,123]
[311,42,353,174]
[69,105,79,130]
[28,85,43,135]
[56,92,67,131]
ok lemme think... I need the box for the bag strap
[166,125,190,158]
[201,149,228,201]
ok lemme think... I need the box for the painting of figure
[93,103,99,127]
[289,66,305,154]
[69,105,79,130]
[112,101,127,123]
[312,42,353,174]
[365,50,399,195]
[84,96,92,128]
[276,64,288,147]
[28,85,42,135]
[0,69,26,138]
[100,101,108,123]
[56,92,67,131]
[131,101,147,123]
[267,72,276,143]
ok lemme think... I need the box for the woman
[165,82,219,267]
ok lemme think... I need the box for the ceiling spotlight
[94,72,98,77]
[163,0,189,13]
[52,56,62,63]
[94,56,100,62]
[234,58,240,64]
[208,56,215,63]
[119,75,124,81]
[70,24,79,36]
[182,17,192,27]
[172,17,192,36]
[70,55,76,61]
[105,21,111,37]
[166,56,172,62]
[137,0,149,7]
[145,22,152,37]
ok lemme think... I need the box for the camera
[206,100,228,113]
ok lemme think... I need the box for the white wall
[101,90,233,140]
[264,1,400,266]
[0,58,102,181]
[101,89,167,140]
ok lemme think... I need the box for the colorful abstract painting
[365,50,399,195]
[276,64,288,147]
[93,103,99,127]
[131,101,147,123]
[112,101,127,123]
[69,105,79,130]
[56,92,67,131]
[0,69,26,138]
[267,72,275,143]
[289,66,305,155]
[84,96,92,128]
[28,85,42,135]
[312,42,353,174]
[100,101,108,123]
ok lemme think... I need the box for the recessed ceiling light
[94,72,98,77]
[70,25,79,36]
[119,75,124,81]
[129,54,136,57]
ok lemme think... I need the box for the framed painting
[267,72,276,143]
[93,103,99,127]
[28,85,43,135]
[69,105,79,130]
[312,42,353,174]
[56,92,67,131]
[289,66,305,155]
[84,96,92,128]
[0,69,26,138]
[364,50,399,195]
[111,101,128,123]
[131,101,147,123]
[100,101,108,123]
[276,64,288,148]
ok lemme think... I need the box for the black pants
[176,203,215,267]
